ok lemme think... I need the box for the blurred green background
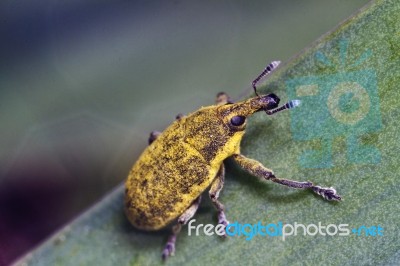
[0,0,370,265]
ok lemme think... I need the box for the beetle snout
[264,93,280,110]
[218,94,282,119]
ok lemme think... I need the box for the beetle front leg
[162,196,201,260]
[209,164,229,235]
[215,92,233,105]
[231,154,341,201]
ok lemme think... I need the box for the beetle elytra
[124,61,341,260]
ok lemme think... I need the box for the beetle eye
[230,116,246,126]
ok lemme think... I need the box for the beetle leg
[209,164,229,236]
[175,113,184,120]
[216,92,233,105]
[162,196,201,260]
[232,154,342,201]
[149,114,184,145]
[148,131,161,145]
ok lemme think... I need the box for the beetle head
[182,93,299,162]
[217,93,300,131]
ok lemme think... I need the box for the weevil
[124,61,341,260]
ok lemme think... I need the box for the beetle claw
[162,242,175,261]
[217,211,230,237]
[312,186,342,201]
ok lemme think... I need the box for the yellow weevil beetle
[124,61,341,260]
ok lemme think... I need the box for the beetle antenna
[266,99,301,115]
[252,61,281,96]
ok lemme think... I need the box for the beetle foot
[312,186,342,201]
[217,211,229,237]
[162,241,175,261]
[162,233,177,261]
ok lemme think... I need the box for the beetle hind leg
[209,164,229,236]
[148,131,161,145]
[162,196,201,260]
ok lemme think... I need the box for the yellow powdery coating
[125,96,271,230]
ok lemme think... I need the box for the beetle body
[124,61,341,260]
[124,96,272,230]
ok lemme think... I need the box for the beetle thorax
[183,106,244,164]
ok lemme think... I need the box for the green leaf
[16,1,400,265]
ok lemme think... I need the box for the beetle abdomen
[125,122,217,230]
